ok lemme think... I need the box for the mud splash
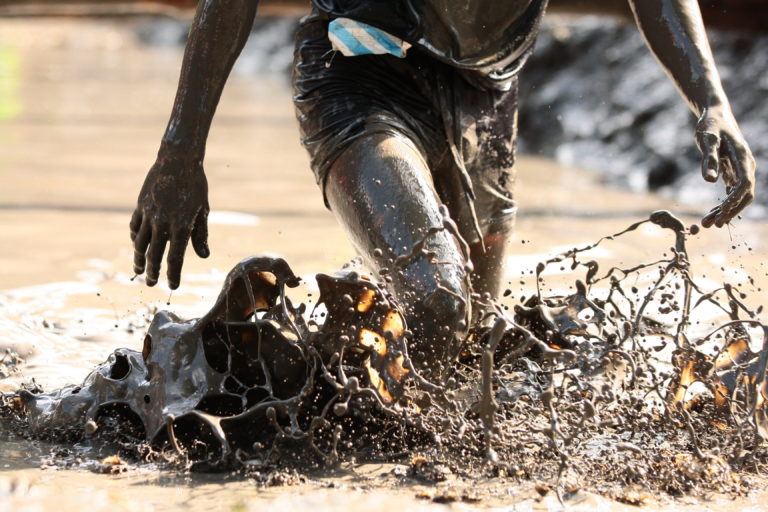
[0,350,22,381]
[2,211,768,498]
[2,255,414,469]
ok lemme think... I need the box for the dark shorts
[292,13,519,244]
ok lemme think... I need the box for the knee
[406,283,470,367]
[423,286,469,336]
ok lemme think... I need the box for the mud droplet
[84,419,98,435]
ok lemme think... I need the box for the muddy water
[1,18,768,511]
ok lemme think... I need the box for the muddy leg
[469,231,513,301]
[325,133,470,375]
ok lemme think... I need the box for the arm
[130,0,258,289]
[628,0,756,228]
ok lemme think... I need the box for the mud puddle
[3,210,768,511]
[2,214,768,511]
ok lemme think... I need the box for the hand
[130,157,210,289]
[695,106,756,228]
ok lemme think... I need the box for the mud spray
[2,211,767,500]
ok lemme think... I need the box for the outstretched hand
[695,106,756,228]
[130,158,210,289]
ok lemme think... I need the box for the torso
[420,0,536,61]
[311,0,548,79]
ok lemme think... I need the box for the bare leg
[468,231,513,299]
[325,133,470,375]
[465,231,513,328]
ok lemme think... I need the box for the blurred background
[2,0,766,215]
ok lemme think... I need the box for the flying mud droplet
[84,419,98,435]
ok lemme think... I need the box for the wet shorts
[292,12,519,244]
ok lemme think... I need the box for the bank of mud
[517,16,768,213]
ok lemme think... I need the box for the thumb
[191,208,210,258]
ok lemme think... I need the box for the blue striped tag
[328,18,411,58]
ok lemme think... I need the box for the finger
[703,190,739,229]
[702,136,756,228]
[701,210,718,229]
[718,157,737,188]
[696,131,720,183]
[716,142,756,225]
[191,209,210,258]
[145,230,169,287]
[704,182,753,228]
[716,185,754,227]
[129,209,142,242]
[166,229,192,290]
[133,221,152,274]
[723,191,754,226]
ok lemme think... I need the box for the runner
[129,0,756,373]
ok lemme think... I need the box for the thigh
[292,13,446,203]
[433,76,520,246]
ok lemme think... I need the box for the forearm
[159,0,258,161]
[630,0,756,228]
[628,0,728,117]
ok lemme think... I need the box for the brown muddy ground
[1,18,768,511]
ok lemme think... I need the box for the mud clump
[2,255,414,469]
[0,350,23,380]
[2,211,768,500]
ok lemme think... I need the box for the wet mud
[3,210,768,502]
[4,255,413,469]
[0,350,22,380]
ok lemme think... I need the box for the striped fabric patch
[328,18,411,58]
